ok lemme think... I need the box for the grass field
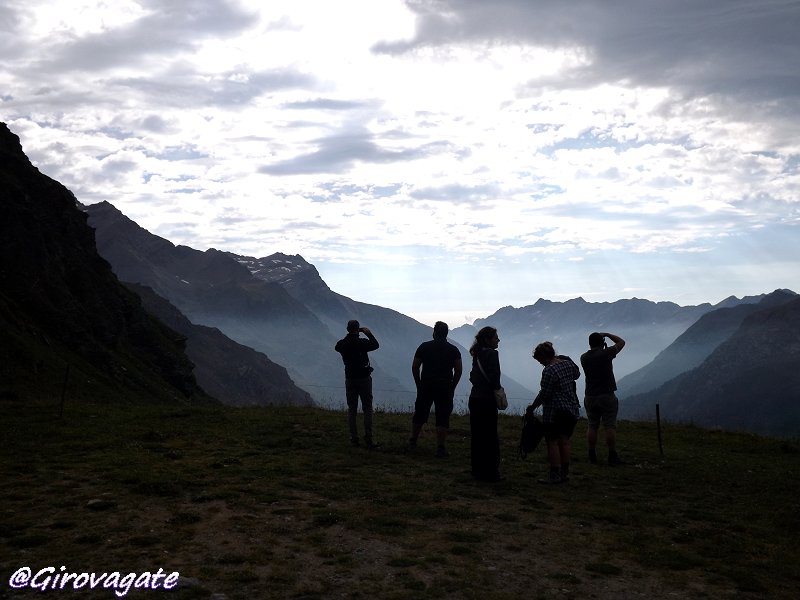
[2,396,799,599]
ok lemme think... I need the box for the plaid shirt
[532,356,581,423]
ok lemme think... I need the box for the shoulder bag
[476,356,508,410]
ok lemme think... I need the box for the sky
[3,0,799,326]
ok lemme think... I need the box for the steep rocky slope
[0,122,208,404]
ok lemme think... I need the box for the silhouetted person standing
[580,332,626,465]
[468,326,504,482]
[531,341,581,484]
[408,321,462,457]
[335,320,379,448]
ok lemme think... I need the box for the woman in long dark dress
[468,326,503,482]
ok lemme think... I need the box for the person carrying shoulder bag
[467,326,504,482]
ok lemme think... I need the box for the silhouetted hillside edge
[0,122,209,404]
[618,289,797,398]
[623,297,800,436]
[449,296,765,398]
[84,201,411,406]
[86,206,532,408]
[129,283,314,407]
[229,252,534,407]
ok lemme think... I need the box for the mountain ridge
[85,202,413,407]
[618,289,798,399]
[622,296,800,436]
[128,283,314,407]
[5,118,798,434]
[448,294,762,397]
[226,251,536,409]
[0,122,209,404]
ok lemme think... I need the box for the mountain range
[617,289,798,400]
[84,203,534,409]
[128,283,313,407]
[620,292,800,435]
[448,296,763,400]
[3,119,798,435]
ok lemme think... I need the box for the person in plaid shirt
[530,341,581,484]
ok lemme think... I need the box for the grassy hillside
[2,397,799,599]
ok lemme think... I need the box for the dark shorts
[412,380,454,428]
[543,409,578,442]
[584,393,618,429]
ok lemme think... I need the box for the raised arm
[601,332,625,353]
[360,327,379,351]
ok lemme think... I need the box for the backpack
[519,410,544,459]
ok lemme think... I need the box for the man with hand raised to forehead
[580,332,626,466]
[335,320,380,448]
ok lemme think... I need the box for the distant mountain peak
[0,122,26,159]
[229,251,329,294]
[267,251,311,264]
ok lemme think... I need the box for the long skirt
[468,391,500,481]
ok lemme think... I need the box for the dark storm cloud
[109,68,316,108]
[0,3,26,60]
[31,0,259,72]
[375,1,800,108]
[259,130,447,175]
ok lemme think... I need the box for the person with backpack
[580,332,626,465]
[530,341,581,484]
[335,320,380,448]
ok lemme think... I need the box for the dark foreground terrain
[2,396,799,599]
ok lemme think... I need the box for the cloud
[282,98,377,111]
[259,128,443,175]
[103,68,318,109]
[410,183,502,204]
[3,0,798,321]
[376,1,800,128]
[32,0,258,72]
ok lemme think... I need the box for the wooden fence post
[656,403,664,456]
[59,364,70,419]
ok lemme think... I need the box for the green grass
[1,396,799,599]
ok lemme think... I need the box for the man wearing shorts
[408,321,462,457]
[580,332,626,465]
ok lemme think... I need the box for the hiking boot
[365,438,380,450]
[350,437,360,447]
[435,445,449,458]
[537,471,564,485]
[588,449,598,464]
[608,452,625,466]
[476,473,504,482]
